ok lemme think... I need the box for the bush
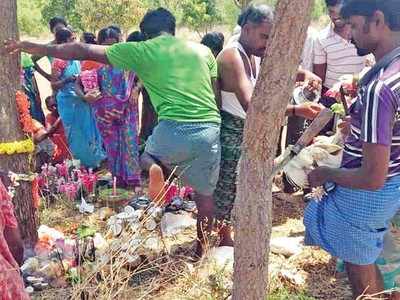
[181,0,221,36]
[18,0,47,36]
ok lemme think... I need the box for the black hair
[341,0,400,31]
[55,27,73,44]
[82,32,97,44]
[49,16,67,32]
[108,25,122,35]
[140,7,176,38]
[201,32,225,56]
[126,31,146,42]
[97,27,120,45]
[325,0,342,7]
[238,4,274,27]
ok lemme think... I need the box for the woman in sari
[0,177,29,300]
[21,52,45,125]
[52,28,106,169]
[76,27,141,187]
[80,32,103,71]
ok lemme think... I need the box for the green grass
[268,288,316,300]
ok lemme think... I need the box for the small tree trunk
[232,0,313,299]
[0,0,38,247]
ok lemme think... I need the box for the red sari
[0,179,29,300]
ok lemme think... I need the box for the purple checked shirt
[341,58,400,178]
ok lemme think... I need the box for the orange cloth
[81,60,103,71]
[45,114,71,163]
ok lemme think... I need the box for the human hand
[295,102,323,120]
[302,79,322,101]
[303,70,322,86]
[307,166,331,187]
[84,90,101,103]
[337,116,351,138]
[3,39,21,55]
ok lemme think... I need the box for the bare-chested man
[214,4,323,246]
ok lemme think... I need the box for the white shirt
[314,24,366,89]
[300,27,317,72]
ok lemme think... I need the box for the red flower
[15,91,34,134]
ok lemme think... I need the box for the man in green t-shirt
[5,8,221,256]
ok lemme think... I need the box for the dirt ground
[33,191,352,300]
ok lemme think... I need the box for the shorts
[145,120,221,196]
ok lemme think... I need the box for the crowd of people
[1,0,400,298]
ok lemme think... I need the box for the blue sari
[54,60,106,168]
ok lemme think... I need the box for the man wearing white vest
[214,4,323,246]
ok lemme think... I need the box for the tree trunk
[0,0,38,246]
[232,0,313,299]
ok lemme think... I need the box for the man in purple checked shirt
[305,0,400,299]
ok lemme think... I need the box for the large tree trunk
[0,0,38,246]
[232,0,313,299]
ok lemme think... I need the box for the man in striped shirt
[305,0,400,298]
[313,0,367,91]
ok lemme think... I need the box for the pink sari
[0,179,29,300]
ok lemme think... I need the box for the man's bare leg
[148,165,166,202]
[345,262,384,299]
[141,153,215,257]
[194,193,215,257]
[140,153,166,202]
[218,224,234,247]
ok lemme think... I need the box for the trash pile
[23,165,199,295]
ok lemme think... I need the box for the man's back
[106,36,220,124]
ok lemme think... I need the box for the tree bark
[0,0,38,246]
[232,0,313,299]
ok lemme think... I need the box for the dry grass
[34,191,354,300]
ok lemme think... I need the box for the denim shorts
[145,120,221,196]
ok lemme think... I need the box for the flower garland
[15,90,34,134]
[32,177,40,209]
[0,91,38,209]
[0,138,34,155]
[0,91,35,155]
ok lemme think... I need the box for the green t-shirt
[105,35,220,124]
[21,52,34,69]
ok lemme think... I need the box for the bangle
[292,106,296,116]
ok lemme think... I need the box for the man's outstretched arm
[3,40,109,64]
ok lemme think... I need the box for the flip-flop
[165,196,184,212]
[182,201,196,213]
[128,196,151,210]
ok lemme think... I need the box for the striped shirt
[314,24,366,89]
[341,57,400,178]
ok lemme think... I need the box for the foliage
[268,288,316,300]
[17,0,328,37]
[145,0,181,14]
[17,0,46,36]
[39,0,83,31]
[181,0,221,36]
[311,0,326,21]
[75,0,146,33]
[230,0,326,21]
